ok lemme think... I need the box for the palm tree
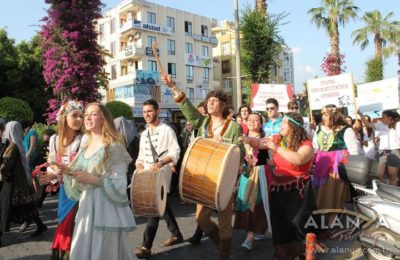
[255,0,267,14]
[308,0,359,73]
[352,10,400,62]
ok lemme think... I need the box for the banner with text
[251,84,294,112]
[356,77,398,111]
[307,73,354,110]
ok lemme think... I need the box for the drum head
[131,169,167,217]
[216,145,240,210]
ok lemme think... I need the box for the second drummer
[134,99,183,259]
[161,75,244,260]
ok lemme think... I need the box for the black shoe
[30,224,48,237]
[188,230,203,245]
[18,220,32,233]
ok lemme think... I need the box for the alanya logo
[304,209,390,241]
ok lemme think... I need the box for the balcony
[117,45,145,60]
[192,33,218,46]
[120,20,173,35]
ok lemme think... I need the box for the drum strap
[147,131,167,163]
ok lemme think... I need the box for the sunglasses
[266,107,276,111]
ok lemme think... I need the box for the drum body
[179,137,241,211]
[131,169,167,217]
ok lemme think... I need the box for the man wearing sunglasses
[287,100,299,112]
[262,98,282,136]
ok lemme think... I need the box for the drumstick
[151,41,175,87]
[152,41,165,76]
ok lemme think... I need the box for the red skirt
[51,205,77,252]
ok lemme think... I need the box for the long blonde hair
[85,102,124,146]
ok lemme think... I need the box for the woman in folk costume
[63,103,136,260]
[234,112,271,251]
[312,105,355,216]
[262,113,315,259]
[0,122,47,246]
[40,100,84,259]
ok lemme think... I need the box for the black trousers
[142,196,182,249]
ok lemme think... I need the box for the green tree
[0,97,34,122]
[365,57,384,82]
[0,28,19,98]
[352,10,400,63]
[308,0,359,75]
[15,35,53,122]
[105,101,134,120]
[240,6,285,83]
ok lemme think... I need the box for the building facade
[98,0,218,120]
[212,21,295,104]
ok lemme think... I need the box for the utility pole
[234,0,242,109]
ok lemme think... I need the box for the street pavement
[0,194,366,260]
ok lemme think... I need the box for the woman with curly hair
[262,112,315,259]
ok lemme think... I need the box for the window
[147,36,156,47]
[148,60,157,71]
[188,88,194,102]
[222,60,231,74]
[167,39,175,55]
[202,68,209,81]
[271,65,278,77]
[221,42,230,55]
[99,24,104,40]
[185,43,193,54]
[147,12,156,24]
[111,65,116,80]
[110,41,116,56]
[186,65,194,80]
[184,21,192,35]
[167,16,175,31]
[110,18,115,34]
[168,63,176,78]
[201,25,208,37]
[201,46,209,57]
[223,80,231,90]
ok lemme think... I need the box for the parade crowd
[0,74,399,260]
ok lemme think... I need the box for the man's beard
[148,114,158,124]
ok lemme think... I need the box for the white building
[97,0,218,120]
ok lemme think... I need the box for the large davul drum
[179,137,241,211]
[131,169,167,217]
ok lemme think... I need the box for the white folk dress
[64,142,136,260]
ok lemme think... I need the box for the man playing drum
[161,75,244,260]
[134,99,183,259]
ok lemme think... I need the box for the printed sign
[307,73,354,110]
[356,78,399,111]
[251,84,294,112]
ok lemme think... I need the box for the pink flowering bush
[320,52,347,76]
[41,0,105,123]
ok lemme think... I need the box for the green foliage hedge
[0,97,34,123]
[105,101,133,120]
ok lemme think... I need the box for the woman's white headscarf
[114,116,138,147]
[3,121,32,183]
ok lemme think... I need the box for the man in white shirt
[134,99,183,259]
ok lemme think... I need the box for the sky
[1,0,398,93]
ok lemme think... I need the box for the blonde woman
[40,100,84,259]
[63,103,136,259]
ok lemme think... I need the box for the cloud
[295,64,316,74]
[291,47,302,55]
